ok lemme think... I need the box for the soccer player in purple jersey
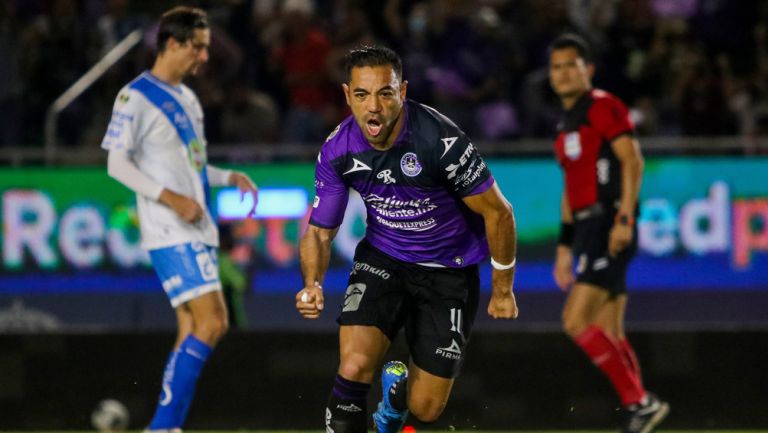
[294,46,518,433]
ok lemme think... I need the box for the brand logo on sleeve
[445,142,476,180]
[440,136,458,159]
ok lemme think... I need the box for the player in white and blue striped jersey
[101,7,258,433]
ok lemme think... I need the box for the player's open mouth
[366,119,382,137]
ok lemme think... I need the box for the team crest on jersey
[400,152,422,177]
[187,138,207,171]
[564,132,581,160]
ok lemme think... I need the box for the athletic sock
[618,338,642,382]
[574,325,645,406]
[148,335,213,429]
[326,375,371,433]
[388,376,408,412]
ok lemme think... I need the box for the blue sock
[148,335,213,429]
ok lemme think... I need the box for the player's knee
[212,314,229,339]
[408,397,446,423]
[337,355,377,383]
[562,313,588,337]
[197,314,229,344]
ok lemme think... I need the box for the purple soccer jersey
[310,100,495,267]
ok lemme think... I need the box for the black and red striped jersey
[554,89,634,211]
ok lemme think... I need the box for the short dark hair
[343,46,403,83]
[549,33,592,63]
[157,6,209,53]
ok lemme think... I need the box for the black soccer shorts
[337,240,480,378]
[572,209,638,297]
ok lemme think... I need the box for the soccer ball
[91,399,129,432]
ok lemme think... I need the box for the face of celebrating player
[549,47,594,102]
[168,28,210,80]
[343,65,407,150]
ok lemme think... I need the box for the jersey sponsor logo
[343,158,372,175]
[106,112,133,139]
[445,143,476,180]
[377,169,397,184]
[351,261,391,280]
[400,152,422,177]
[375,215,436,231]
[435,339,462,360]
[342,283,367,312]
[361,194,437,219]
[456,160,487,188]
[564,131,581,160]
[440,136,458,159]
[118,93,130,104]
[187,138,207,172]
[315,179,325,189]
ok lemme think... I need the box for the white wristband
[491,257,516,270]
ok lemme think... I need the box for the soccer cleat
[622,393,670,433]
[372,360,409,433]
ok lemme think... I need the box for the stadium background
[1,0,767,431]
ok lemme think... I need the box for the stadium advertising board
[1,157,767,294]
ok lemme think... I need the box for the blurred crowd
[3,0,768,149]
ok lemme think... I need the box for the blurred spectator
[0,2,22,146]
[425,0,516,138]
[674,47,736,135]
[96,0,144,55]
[8,0,768,150]
[188,24,245,143]
[221,82,280,143]
[270,0,336,144]
[384,0,435,102]
[20,0,99,146]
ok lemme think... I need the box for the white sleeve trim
[107,148,164,200]
[206,165,233,187]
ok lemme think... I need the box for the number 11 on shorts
[449,308,463,336]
